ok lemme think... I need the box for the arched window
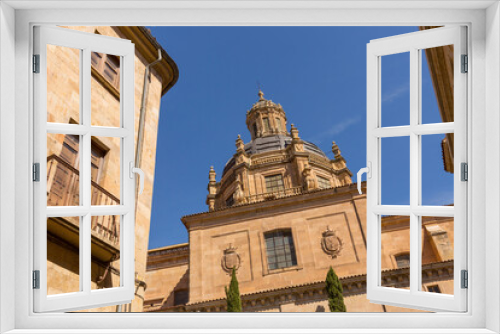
[264,230,297,270]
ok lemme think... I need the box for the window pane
[47,216,80,295]
[90,137,120,205]
[381,136,410,205]
[263,118,270,132]
[421,216,454,295]
[317,176,331,189]
[91,215,121,290]
[265,174,285,193]
[47,133,80,207]
[47,45,80,124]
[421,134,454,206]
[381,215,410,290]
[91,53,121,127]
[381,52,410,127]
[264,230,297,270]
[421,45,454,125]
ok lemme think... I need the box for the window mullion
[81,47,92,294]
[409,47,420,295]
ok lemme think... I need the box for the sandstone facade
[144,92,454,313]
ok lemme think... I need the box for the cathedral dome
[206,90,353,212]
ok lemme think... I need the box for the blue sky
[147,26,454,250]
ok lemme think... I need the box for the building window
[253,123,258,137]
[264,230,297,270]
[395,253,410,268]
[91,51,121,90]
[265,174,285,194]
[317,175,331,189]
[276,118,283,131]
[173,289,189,306]
[262,117,270,132]
[225,194,234,207]
[427,285,442,293]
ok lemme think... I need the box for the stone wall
[45,26,173,312]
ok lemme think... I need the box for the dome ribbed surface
[222,135,328,176]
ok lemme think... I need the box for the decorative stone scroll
[221,244,241,273]
[321,226,343,259]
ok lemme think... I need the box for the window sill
[264,265,303,276]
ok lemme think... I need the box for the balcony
[46,155,120,262]
[221,186,304,210]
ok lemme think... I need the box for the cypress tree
[225,268,242,312]
[326,266,346,312]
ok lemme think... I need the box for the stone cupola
[206,90,353,212]
[246,90,288,141]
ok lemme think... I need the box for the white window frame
[33,25,137,313]
[365,26,467,312]
[0,2,499,333]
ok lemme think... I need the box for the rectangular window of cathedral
[276,118,283,131]
[225,194,234,208]
[395,253,410,268]
[265,230,298,270]
[262,117,270,133]
[265,174,285,194]
[316,176,331,189]
[91,51,120,90]
[173,289,189,306]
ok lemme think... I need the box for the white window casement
[33,26,139,312]
[363,26,467,312]
[1,2,500,334]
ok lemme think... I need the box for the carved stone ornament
[221,244,241,273]
[321,226,343,258]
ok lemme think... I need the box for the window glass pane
[91,53,121,127]
[381,136,410,205]
[90,137,120,205]
[47,216,80,295]
[421,134,454,206]
[381,52,410,127]
[421,45,454,125]
[265,174,285,193]
[421,216,454,295]
[47,45,80,124]
[317,176,331,189]
[47,133,80,206]
[263,118,270,132]
[91,215,121,290]
[276,118,282,131]
[381,215,410,290]
[265,230,297,270]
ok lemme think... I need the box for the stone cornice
[182,183,366,230]
[116,26,179,96]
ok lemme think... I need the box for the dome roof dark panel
[222,135,328,177]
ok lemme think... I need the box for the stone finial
[236,134,245,153]
[258,89,265,101]
[209,166,216,182]
[290,123,300,140]
[332,141,342,159]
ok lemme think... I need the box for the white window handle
[129,162,145,195]
[357,162,371,195]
